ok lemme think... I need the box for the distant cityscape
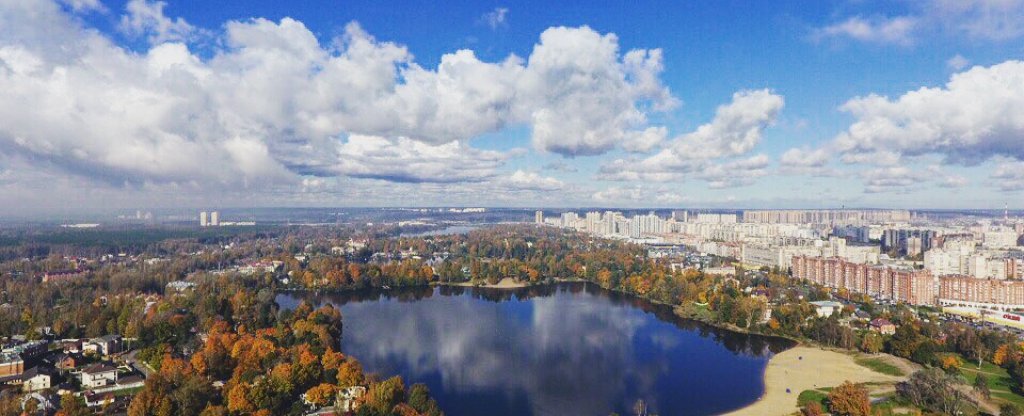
[537,208,1024,310]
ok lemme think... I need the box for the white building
[79,363,118,388]
[200,211,208,227]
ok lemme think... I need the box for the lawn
[855,356,905,377]
[797,388,830,408]
[946,353,1024,408]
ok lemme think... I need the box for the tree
[827,381,872,416]
[1002,403,1024,416]
[802,401,824,416]
[860,332,883,354]
[897,368,970,415]
[304,383,338,407]
[974,373,991,399]
[57,394,91,416]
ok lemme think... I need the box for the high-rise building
[210,211,220,226]
[535,210,543,224]
[200,211,208,227]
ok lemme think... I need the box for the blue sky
[1,0,1023,215]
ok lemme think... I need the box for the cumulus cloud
[120,0,199,44]
[992,160,1024,191]
[334,136,509,183]
[521,28,677,156]
[598,89,783,187]
[779,147,839,176]
[861,167,929,194]
[503,170,565,191]
[0,0,677,200]
[834,60,1024,166]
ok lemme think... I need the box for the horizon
[1,1,1024,215]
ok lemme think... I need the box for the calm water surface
[276,283,793,416]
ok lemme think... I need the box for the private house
[337,386,367,413]
[21,366,55,392]
[869,318,897,335]
[50,352,83,371]
[62,339,84,354]
[83,391,115,408]
[85,335,123,356]
[79,363,118,388]
[810,300,845,318]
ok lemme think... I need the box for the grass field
[855,356,906,377]
[945,353,1024,408]
[797,388,830,408]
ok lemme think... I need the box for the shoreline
[723,346,905,416]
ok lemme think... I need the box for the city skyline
[2,0,1024,217]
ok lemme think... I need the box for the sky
[1,0,1024,217]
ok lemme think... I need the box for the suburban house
[21,366,55,392]
[85,335,123,356]
[869,318,897,335]
[79,363,118,388]
[83,391,115,408]
[809,300,845,318]
[50,352,83,371]
[337,386,367,412]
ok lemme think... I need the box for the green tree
[974,373,991,400]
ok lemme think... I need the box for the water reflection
[277,283,793,416]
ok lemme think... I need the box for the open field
[724,346,904,416]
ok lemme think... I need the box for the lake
[276,283,793,416]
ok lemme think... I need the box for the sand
[723,346,903,416]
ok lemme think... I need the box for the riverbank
[724,346,904,416]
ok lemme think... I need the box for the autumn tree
[827,381,871,416]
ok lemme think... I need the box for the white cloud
[521,27,677,156]
[992,160,1024,191]
[598,89,783,186]
[334,135,509,183]
[861,167,929,194]
[621,126,667,153]
[779,147,839,176]
[59,0,104,12]
[0,1,678,199]
[503,170,565,191]
[946,54,969,71]
[120,0,198,44]
[702,154,771,189]
[835,60,1024,166]
[814,0,1024,46]
[814,16,918,46]
[481,7,509,29]
[931,0,1024,41]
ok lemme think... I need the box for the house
[20,392,57,413]
[810,301,845,318]
[62,339,84,353]
[83,391,115,408]
[166,281,196,292]
[86,335,122,356]
[41,269,88,283]
[49,352,83,371]
[337,386,367,412]
[79,363,118,388]
[869,318,897,335]
[21,366,54,392]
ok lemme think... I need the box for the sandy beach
[724,346,904,416]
